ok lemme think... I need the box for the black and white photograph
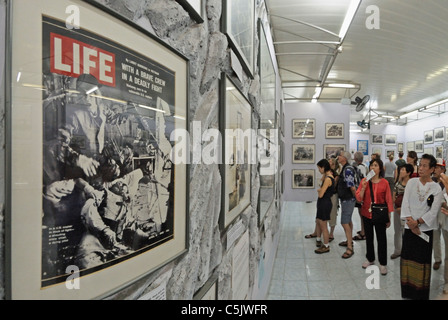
[371,134,383,144]
[8,0,188,299]
[436,145,443,158]
[424,130,434,144]
[325,123,344,139]
[434,127,445,142]
[385,134,397,145]
[415,140,424,153]
[386,150,395,158]
[323,144,346,159]
[292,169,315,189]
[292,119,315,138]
[407,141,415,152]
[398,142,404,153]
[292,144,315,164]
[372,147,382,156]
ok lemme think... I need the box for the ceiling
[265,0,448,128]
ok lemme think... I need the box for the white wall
[283,102,350,202]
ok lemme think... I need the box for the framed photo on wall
[223,0,255,78]
[220,75,252,230]
[371,134,383,145]
[424,147,433,155]
[415,140,424,153]
[436,145,443,158]
[292,119,316,139]
[434,127,445,142]
[398,143,404,153]
[323,144,346,159]
[292,169,315,189]
[424,130,434,144]
[406,141,415,152]
[6,0,189,299]
[325,123,344,139]
[357,140,369,155]
[372,147,382,157]
[292,144,315,164]
[385,134,397,146]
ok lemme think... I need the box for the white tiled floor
[267,201,448,300]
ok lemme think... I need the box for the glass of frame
[323,144,346,160]
[292,119,316,139]
[6,0,189,299]
[176,0,204,23]
[220,75,252,230]
[357,140,369,155]
[223,0,255,78]
[325,123,344,139]
[292,144,315,164]
[292,169,315,189]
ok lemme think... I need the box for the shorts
[340,198,356,225]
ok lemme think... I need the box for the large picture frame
[292,119,316,139]
[6,0,189,299]
[220,75,252,230]
[325,123,344,139]
[292,144,315,164]
[323,144,346,159]
[292,169,315,189]
[222,0,255,78]
[424,130,434,144]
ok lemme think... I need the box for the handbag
[369,181,390,224]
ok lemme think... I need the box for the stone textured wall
[0,0,281,300]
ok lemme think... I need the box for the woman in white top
[400,154,443,300]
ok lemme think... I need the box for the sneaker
[315,245,330,254]
[380,265,387,275]
[362,260,374,269]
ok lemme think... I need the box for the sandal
[305,234,317,239]
[353,234,366,240]
[342,247,354,259]
[338,240,348,247]
[329,237,335,242]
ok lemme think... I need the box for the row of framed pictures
[372,127,448,146]
[292,144,346,164]
[292,119,344,139]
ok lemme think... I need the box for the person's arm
[317,177,331,198]
[356,178,367,202]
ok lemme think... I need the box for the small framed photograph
[323,144,346,159]
[292,119,315,139]
[292,169,315,189]
[371,134,383,145]
[372,147,382,157]
[385,134,397,146]
[398,143,404,153]
[415,140,424,153]
[436,145,443,158]
[406,141,415,152]
[434,127,445,142]
[357,140,369,155]
[424,130,434,144]
[325,123,344,139]
[292,144,315,164]
[424,147,433,155]
[386,150,395,158]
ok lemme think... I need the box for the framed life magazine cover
[5,0,189,299]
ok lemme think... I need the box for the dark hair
[407,151,418,165]
[421,153,437,168]
[317,158,331,172]
[369,158,385,178]
[403,163,415,175]
[399,151,404,158]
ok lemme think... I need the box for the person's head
[407,151,418,165]
[75,74,103,113]
[338,151,351,165]
[398,151,404,159]
[388,153,394,161]
[369,158,385,178]
[353,151,364,164]
[371,153,378,160]
[399,163,414,179]
[434,158,446,178]
[317,158,331,174]
[418,154,437,178]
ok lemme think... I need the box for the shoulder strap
[369,180,375,204]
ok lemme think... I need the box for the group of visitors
[305,150,448,300]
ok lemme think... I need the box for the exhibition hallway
[267,201,447,300]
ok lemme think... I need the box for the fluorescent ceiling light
[328,83,357,88]
[339,0,362,40]
[381,115,397,119]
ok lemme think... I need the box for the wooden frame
[6,0,189,299]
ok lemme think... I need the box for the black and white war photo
[41,17,179,287]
